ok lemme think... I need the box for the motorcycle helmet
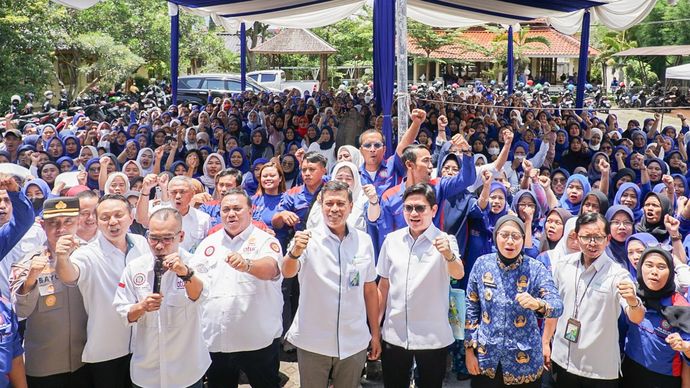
[10,95,21,104]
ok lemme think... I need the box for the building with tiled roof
[408,22,599,85]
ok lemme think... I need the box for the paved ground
[238,352,471,388]
[603,108,689,129]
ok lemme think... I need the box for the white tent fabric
[666,63,690,81]
[51,0,659,35]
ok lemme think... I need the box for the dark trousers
[281,277,300,335]
[381,341,448,388]
[471,364,542,388]
[552,362,619,388]
[133,378,203,388]
[621,356,680,388]
[86,354,132,388]
[27,366,91,388]
[206,338,281,388]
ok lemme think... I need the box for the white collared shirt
[113,250,210,388]
[151,203,210,254]
[190,225,283,353]
[71,233,150,363]
[286,223,376,358]
[377,225,459,350]
[551,252,631,380]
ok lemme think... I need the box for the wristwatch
[287,251,300,260]
[245,259,253,273]
[445,253,458,263]
[177,265,195,283]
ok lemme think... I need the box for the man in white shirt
[137,175,210,254]
[114,207,209,388]
[543,212,645,387]
[282,181,381,388]
[191,188,283,388]
[377,183,464,387]
[75,189,98,244]
[55,194,150,388]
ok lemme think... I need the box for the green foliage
[313,7,373,65]
[408,20,457,58]
[0,0,59,105]
[74,32,144,91]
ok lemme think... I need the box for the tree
[592,29,637,87]
[408,20,457,79]
[492,26,550,76]
[0,0,59,105]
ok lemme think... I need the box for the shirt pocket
[234,272,258,296]
[162,293,188,328]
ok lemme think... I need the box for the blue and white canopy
[53,0,658,34]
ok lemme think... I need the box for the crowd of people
[0,84,688,388]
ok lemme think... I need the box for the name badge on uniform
[482,272,497,288]
[37,267,58,296]
[564,318,581,343]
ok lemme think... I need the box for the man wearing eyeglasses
[377,183,464,387]
[359,109,429,197]
[543,212,645,388]
[113,207,209,388]
[192,188,283,388]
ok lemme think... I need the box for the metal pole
[395,0,409,141]
[507,25,514,95]
[169,2,179,106]
[575,9,591,112]
[240,22,247,91]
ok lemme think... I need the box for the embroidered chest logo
[517,275,529,292]
[133,273,146,286]
[205,246,215,257]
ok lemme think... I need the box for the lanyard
[572,260,598,319]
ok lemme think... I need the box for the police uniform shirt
[285,223,376,359]
[190,225,283,353]
[113,249,210,388]
[70,233,150,363]
[377,224,459,350]
[10,246,87,377]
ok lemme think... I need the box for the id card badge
[347,266,360,289]
[564,318,581,343]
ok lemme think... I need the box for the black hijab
[635,192,671,242]
[493,215,525,267]
[580,190,610,216]
[636,247,690,332]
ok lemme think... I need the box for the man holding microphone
[113,207,209,388]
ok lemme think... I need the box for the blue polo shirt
[359,154,405,198]
[624,293,690,377]
[0,298,23,388]
[369,154,477,252]
[0,191,34,259]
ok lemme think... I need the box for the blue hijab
[226,147,250,174]
[170,160,188,175]
[625,232,658,277]
[61,135,81,159]
[559,174,591,215]
[22,178,50,216]
[243,158,269,196]
[56,156,76,172]
[83,158,101,190]
[511,190,543,232]
[613,182,643,222]
[44,136,64,160]
[485,182,509,235]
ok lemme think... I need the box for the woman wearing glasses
[465,215,563,387]
[605,205,635,268]
[621,247,690,388]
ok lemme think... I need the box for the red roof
[408,26,600,62]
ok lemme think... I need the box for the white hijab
[307,161,367,232]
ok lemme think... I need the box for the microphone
[153,256,164,294]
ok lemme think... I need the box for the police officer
[191,188,283,388]
[114,207,209,388]
[10,197,89,387]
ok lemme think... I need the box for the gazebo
[250,28,337,88]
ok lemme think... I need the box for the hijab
[136,148,155,175]
[337,145,364,169]
[613,182,643,222]
[104,172,130,195]
[307,161,367,231]
[486,182,509,235]
[636,247,690,332]
[511,190,542,231]
[625,233,658,277]
[243,158,268,197]
[559,174,591,215]
[226,147,250,174]
[318,126,336,151]
[62,135,81,159]
[635,192,671,242]
[580,190,609,216]
[540,208,573,252]
[281,153,300,184]
[249,128,271,163]
[56,156,76,172]
[549,217,578,263]
[493,215,525,266]
[201,152,227,192]
[605,205,634,267]
[83,158,101,190]
[22,178,50,216]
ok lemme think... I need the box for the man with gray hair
[136,174,210,253]
[114,207,209,388]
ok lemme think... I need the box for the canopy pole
[169,2,179,106]
[575,9,591,112]
[507,25,514,95]
[373,0,395,158]
[240,22,247,91]
[395,0,409,145]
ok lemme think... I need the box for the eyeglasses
[147,231,180,244]
[362,142,384,150]
[403,204,427,213]
[577,235,607,244]
[553,178,566,183]
[610,220,634,228]
[518,203,536,209]
[498,231,524,241]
